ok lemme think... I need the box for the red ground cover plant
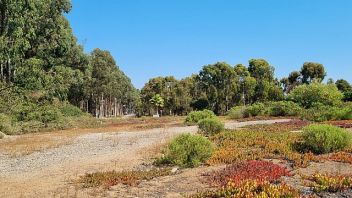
[243,119,310,133]
[328,152,352,164]
[205,160,291,187]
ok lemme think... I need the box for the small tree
[150,94,164,116]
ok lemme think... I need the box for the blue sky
[67,0,352,89]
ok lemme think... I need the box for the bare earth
[0,119,291,198]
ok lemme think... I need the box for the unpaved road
[0,119,290,198]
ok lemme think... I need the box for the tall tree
[300,62,326,84]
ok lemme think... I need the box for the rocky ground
[0,119,290,198]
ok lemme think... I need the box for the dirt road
[0,119,290,198]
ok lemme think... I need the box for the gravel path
[0,119,290,198]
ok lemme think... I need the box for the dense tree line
[0,0,138,119]
[140,60,351,115]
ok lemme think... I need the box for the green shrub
[158,133,213,167]
[246,103,265,117]
[0,131,5,139]
[198,118,224,136]
[300,124,352,154]
[185,109,216,125]
[0,113,15,135]
[228,106,248,119]
[301,104,352,122]
[268,101,301,117]
[288,82,344,108]
[59,103,85,117]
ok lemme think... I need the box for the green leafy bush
[0,113,15,135]
[228,106,248,119]
[288,82,343,108]
[246,103,265,117]
[300,124,352,154]
[198,118,224,136]
[59,103,85,117]
[157,133,213,167]
[301,104,352,122]
[185,109,216,125]
[267,101,301,117]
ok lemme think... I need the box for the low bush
[0,113,15,135]
[157,133,213,167]
[267,101,301,116]
[227,106,248,119]
[185,109,216,125]
[0,131,5,139]
[59,102,86,117]
[246,103,265,117]
[300,124,352,154]
[301,104,352,122]
[198,118,224,136]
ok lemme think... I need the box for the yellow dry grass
[0,116,185,157]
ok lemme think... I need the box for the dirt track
[0,119,290,198]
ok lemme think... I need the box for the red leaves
[206,160,291,187]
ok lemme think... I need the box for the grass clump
[156,133,213,167]
[198,118,224,136]
[79,168,172,189]
[300,124,352,154]
[185,109,216,125]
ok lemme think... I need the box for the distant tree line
[140,60,351,116]
[0,0,351,119]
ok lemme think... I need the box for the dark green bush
[227,106,248,119]
[59,103,85,117]
[185,109,216,125]
[268,101,301,117]
[158,133,213,167]
[198,118,224,136]
[246,103,265,117]
[300,124,352,154]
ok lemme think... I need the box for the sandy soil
[0,119,291,198]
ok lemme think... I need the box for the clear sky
[67,0,352,89]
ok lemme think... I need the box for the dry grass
[0,116,185,156]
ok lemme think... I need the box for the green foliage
[0,131,4,139]
[300,62,326,84]
[0,113,15,135]
[246,103,265,117]
[185,109,216,125]
[59,102,86,117]
[158,134,213,167]
[198,118,224,136]
[288,82,344,108]
[300,124,352,154]
[228,106,248,119]
[344,91,352,102]
[267,101,302,116]
[300,104,352,122]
